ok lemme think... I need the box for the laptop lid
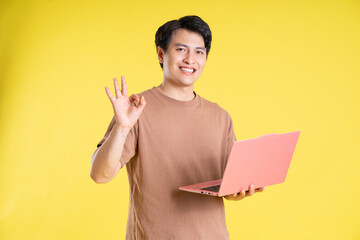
[218,131,300,196]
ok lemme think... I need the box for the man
[91,15,265,240]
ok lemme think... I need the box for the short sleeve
[228,117,237,142]
[96,115,139,167]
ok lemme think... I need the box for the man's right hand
[105,76,146,130]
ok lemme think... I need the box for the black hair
[155,15,212,69]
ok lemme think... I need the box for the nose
[183,51,195,65]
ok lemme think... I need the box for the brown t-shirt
[97,87,236,240]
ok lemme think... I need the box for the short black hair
[155,15,212,69]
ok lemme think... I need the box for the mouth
[179,66,196,74]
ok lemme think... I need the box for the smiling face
[157,28,207,87]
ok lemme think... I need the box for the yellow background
[1,0,359,239]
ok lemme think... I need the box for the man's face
[158,29,207,87]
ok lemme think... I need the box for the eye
[197,50,204,55]
[176,48,185,52]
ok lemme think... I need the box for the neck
[157,81,195,101]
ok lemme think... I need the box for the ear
[157,46,164,64]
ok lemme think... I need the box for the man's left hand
[224,185,265,201]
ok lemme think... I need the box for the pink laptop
[179,131,300,197]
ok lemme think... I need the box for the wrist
[112,124,131,137]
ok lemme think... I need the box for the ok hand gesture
[105,76,146,130]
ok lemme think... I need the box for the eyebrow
[174,43,206,51]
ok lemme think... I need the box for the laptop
[179,131,300,197]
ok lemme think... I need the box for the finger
[129,94,140,107]
[113,78,121,98]
[105,86,116,102]
[137,96,146,113]
[228,194,237,201]
[249,185,255,196]
[256,187,265,192]
[240,190,246,198]
[137,95,146,110]
[121,76,128,96]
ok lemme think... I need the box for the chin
[178,76,199,85]
[179,79,197,86]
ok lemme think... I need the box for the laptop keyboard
[200,185,220,192]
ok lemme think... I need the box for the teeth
[180,68,194,73]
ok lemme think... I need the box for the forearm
[90,124,130,183]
